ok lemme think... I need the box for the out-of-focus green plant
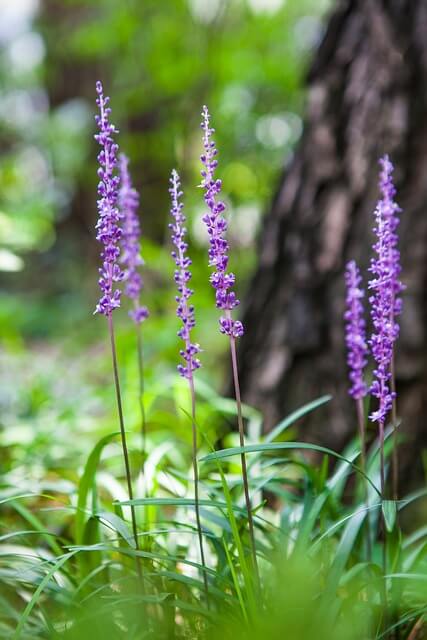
[0,0,331,337]
[1,385,426,638]
[1,3,426,639]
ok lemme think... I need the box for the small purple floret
[200,105,244,339]
[169,169,201,379]
[119,153,149,324]
[344,260,368,399]
[368,155,403,425]
[94,81,123,316]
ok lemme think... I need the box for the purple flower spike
[119,153,149,324]
[379,154,404,316]
[368,155,403,425]
[344,260,368,399]
[169,169,201,379]
[200,105,244,339]
[94,81,123,316]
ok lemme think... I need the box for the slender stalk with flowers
[344,260,368,474]
[377,155,403,501]
[94,82,142,576]
[200,105,258,578]
[368,156,403,501]
[169,169,209,601]
[119,153,149,464]
[344,260,371,557]
[368,206,394,499]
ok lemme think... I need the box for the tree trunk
[237,0,427,489]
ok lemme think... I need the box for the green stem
[228,326,259,583]
[378,417,388,628]
[188,374,209,605]
[134,306,147,468]
[356,397,371,561]
[108,313,143,582]
[390,354,399,501]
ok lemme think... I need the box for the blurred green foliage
[1,6,427,638]
[0,0,331,339]
[0,0,333,458]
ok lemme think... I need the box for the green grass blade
[312,502,381,549]
[264,395,332,444]
[9,501,63,556]
[13,550,78,640]
[75,432,120,545]
[67,543,221,579]
[95,511,136,548]
[294,490,329,552]
[223,537,248,624]
[201,442,380,496]
[320,507,366,615]
[116,497,247,515]
[382,500,397,533]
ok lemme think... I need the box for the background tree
[237,0,427,489]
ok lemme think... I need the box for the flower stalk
[368,155,403,501]
[344,261,368,470]
[200,106,258,579]
[344,259,370,557]
[378,155,403,501]
[108,313,142,580]
[94,82,142,578]
[169,169,208,602]
[119,153,149,462]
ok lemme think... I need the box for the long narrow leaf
[75,432,120,545]
[201,442,380,496]
[116,497,248,515]
[265,395,332,444]
[13,551,78,640]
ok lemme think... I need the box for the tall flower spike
[93,82,143,579]
[368,157,403,426]
[200,105,243,338]
[169,169,201,378]
[119,153,149,324]
[344,260,368,400]
[379,155,404,500]
[200,107,258,579]
[379,154,404,317]
[94,81,123,316]
[169,169,209,600]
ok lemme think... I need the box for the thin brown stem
[228,330,259,582]
[356,398,367,475]
[407,616,424,640]
[378,417,388,627]
[108,313,143,582]
[390,355,398,501]
[379,419,385,502]
[390,355,401,639]
[188,375,209,604]
[134,305,147,465]
[356,398,371,560]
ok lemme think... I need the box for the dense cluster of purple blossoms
[368,155,403,425]
[94,82,147,322]
[169,169,201,379]
[94,81,124,316]
[119,153,149,324]
[94,86,246,352]
[344,155,403,427]
[378,155,404,316]
[344,261,368,400]
[200,106,244,339]
[94,82,403,435]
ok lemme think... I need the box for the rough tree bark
[237,0,427,488]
